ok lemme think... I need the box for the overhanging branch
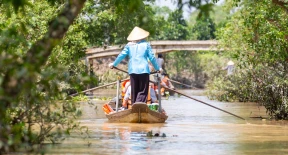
[1,0,86,106]
[272,0,288,13]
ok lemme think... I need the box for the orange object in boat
[128,104,132,109]
[102,103,114,114]
[121,79,130,98]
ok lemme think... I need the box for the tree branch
[1,0,86,106]
[267,18,288,42]
[272,0,288,13]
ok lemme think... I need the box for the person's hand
[156,68,163,73]
[108,63,114,69]
[156,73,162,78]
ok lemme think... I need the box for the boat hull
[106,102,168,123]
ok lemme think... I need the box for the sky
[155,0,177,10]
[155,0,225,19]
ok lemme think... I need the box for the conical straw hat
[227,60,235,65]
[127,26,150,41]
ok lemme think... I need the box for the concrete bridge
[85,40,219,62]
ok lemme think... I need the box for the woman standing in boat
[109,26,162,108]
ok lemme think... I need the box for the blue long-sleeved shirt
[113,40,160,74]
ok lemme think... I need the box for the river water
[46,89,288,155]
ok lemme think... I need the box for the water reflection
[46,89,288,155]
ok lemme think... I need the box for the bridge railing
[85,40,220,60]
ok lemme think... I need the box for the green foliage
[177,0,216,19]
[165,51,227,88]
[187,3,229,41]
[71,94,89,101]
[192,17,216,40]
[252,66,288,119]
[207,65,288,119]
[0,0,91,153]
[209,0,288,119]
[83,0,156,46]
[152,10,189,40]
[217,0,288,65]
[1,0,172,152]
[207,70,255,102]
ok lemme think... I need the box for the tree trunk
[0,0,87,152]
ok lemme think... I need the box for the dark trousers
[130,73,149,104]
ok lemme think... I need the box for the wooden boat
[106,102,168,123]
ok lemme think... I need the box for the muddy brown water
[46,89,288,155]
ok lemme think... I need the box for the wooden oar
[168,79,199,89]
[113,67,158,74]
[70,78,129,97]
[113,67,128,74]
[148,80,245,120]
[162,85,246,120]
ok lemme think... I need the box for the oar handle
[112,67,128,74]
[70,78,129,97]
[113,67,159,75]
[169,79,199,89]
[150,71,159,74]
